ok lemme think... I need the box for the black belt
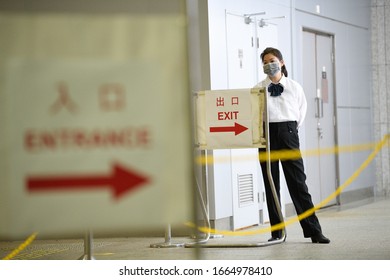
[268,121,298,133]
[269,121,297,127]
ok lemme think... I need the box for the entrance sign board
[0,0,192,240]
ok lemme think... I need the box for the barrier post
[78,230,95,260]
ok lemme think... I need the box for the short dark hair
[260,47,288,77]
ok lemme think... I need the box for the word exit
[217,111,239,120]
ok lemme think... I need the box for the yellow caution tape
[187,134,389,236]
[2,232,38,260]
[196,136,389,164]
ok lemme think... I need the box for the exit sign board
[194,88,265,150]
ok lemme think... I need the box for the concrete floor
[1,198,390,260]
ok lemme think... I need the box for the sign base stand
[185,162,224,246]
[190,233,224,239]
[150,224,184,248]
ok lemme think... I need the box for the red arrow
[26,163,149,199]
[209,122,248,135]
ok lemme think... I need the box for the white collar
[266,74,286,87]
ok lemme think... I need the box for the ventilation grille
[238,173,254,207]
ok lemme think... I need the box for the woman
[257,47,330,244]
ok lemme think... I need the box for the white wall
[208,0,291,90]
[371,0,390,197]
[294,0,371,27]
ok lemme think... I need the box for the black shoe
[311,233,330,244]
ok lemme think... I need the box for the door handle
[315,97,323,118]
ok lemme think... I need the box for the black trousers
[259,121,322,238]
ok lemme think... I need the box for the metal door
[302,30,338,207]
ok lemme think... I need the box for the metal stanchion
[263,86,286,242]
[150,224,184,248]
[78,230,95,260]
[185,159,224,247]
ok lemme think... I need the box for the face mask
[263,62,280,77]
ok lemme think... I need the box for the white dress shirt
[255,75,307,128]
